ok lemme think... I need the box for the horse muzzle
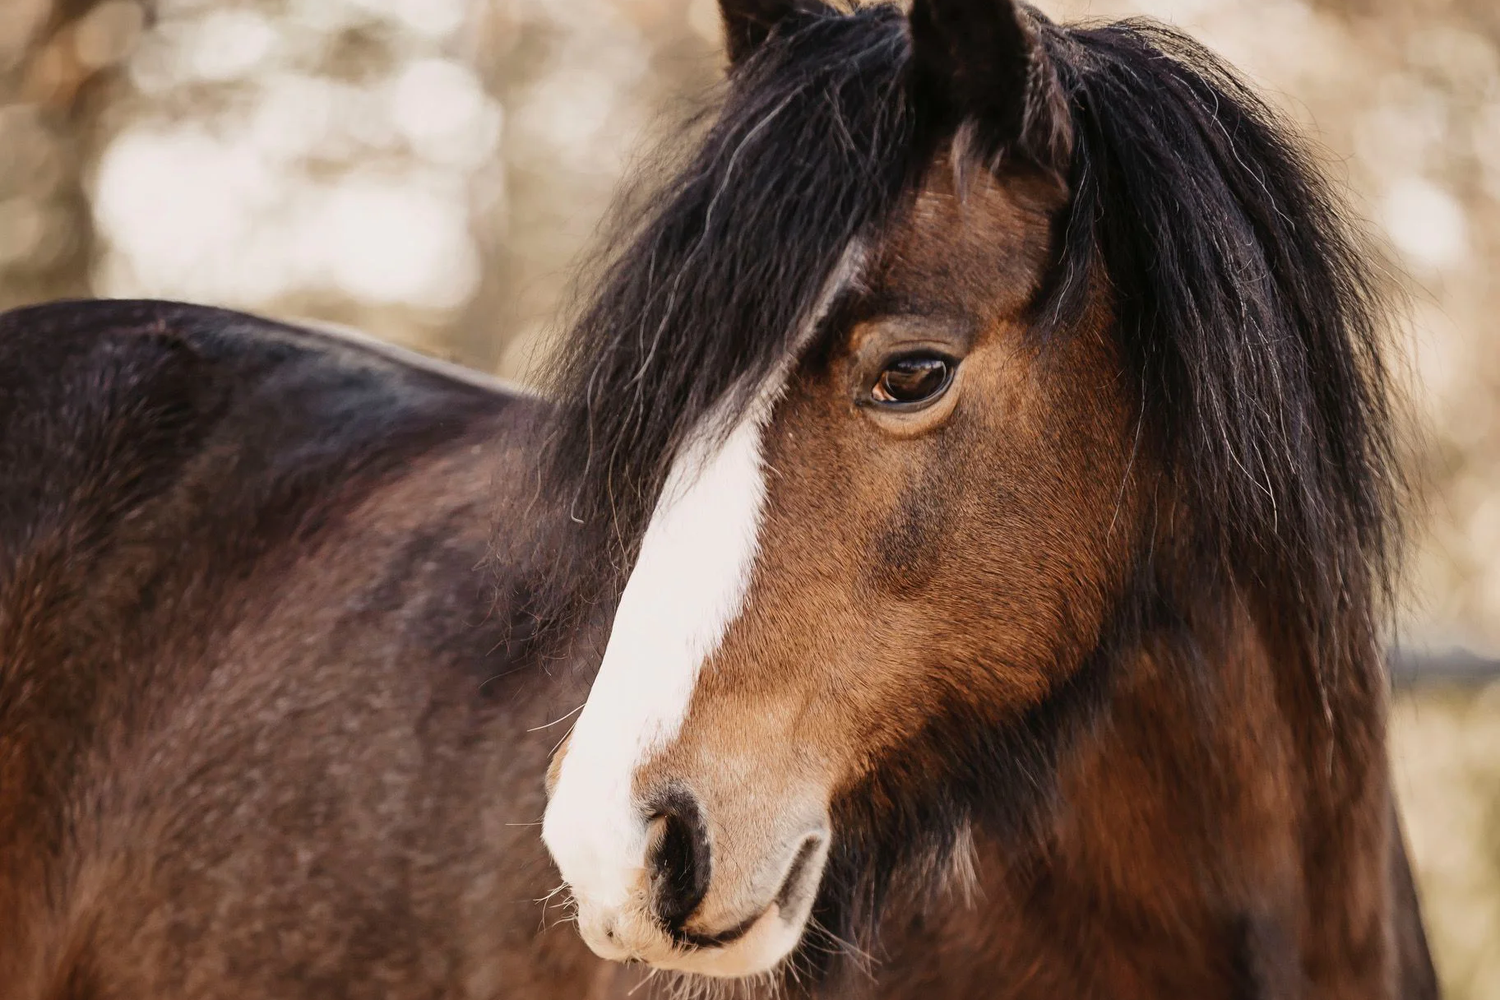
[542,779,831,977]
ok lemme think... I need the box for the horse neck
[1040,585,1394,992]
[866,589,1397,998]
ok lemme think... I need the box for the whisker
[626,967,662,997]
[528,703,585,732]
[550,720,579,756]
[807,916,878,976]
[534,882,570,905]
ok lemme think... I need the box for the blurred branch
[1392,647,1500,688]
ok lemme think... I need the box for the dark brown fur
[0,302,606,999]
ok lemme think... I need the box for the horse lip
[670,909,765,949]
[668,832,827,950]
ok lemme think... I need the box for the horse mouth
[645,833,824,978]
[669,832,825,952]
[642,906,802,978]
[671,909,763,949]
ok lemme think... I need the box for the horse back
[0,298,522,575]
[0,301,603,999]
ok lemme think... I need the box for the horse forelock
[528,2,918,631]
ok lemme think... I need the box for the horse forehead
[875,167,1064,308]
[596,241,870,685]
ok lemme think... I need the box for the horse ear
[908,0,1072,171]
[719,0,801,64]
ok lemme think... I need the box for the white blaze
[541,245,863,927]
[542,387,777,908]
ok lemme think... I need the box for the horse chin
[580,902,807,979]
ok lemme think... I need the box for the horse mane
[1039,19,1405,684]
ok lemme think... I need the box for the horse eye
[872,355,953,406]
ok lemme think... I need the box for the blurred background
[0,0,1495,992]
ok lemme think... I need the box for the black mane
[1043,19,1403,682]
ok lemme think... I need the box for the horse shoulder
[0,299,560,999]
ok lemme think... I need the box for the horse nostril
[645,787,711,931]
[774,833,825,913]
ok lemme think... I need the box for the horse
[0,0,1439,998]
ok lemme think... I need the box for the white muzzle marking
[541,245,864,969]
[541,386,776,914]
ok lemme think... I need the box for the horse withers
[0,1,1437,998]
